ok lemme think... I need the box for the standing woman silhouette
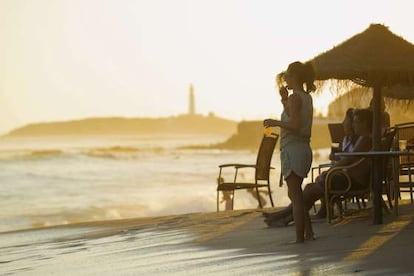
[264,61,316,243]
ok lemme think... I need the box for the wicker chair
[393,122,414,204]
[324,158,370,223]
[216,132,278,211]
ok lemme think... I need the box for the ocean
[0,134,330,233]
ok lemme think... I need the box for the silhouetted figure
[217,177,233,210]
[220,191,233,211]
[247,188,268,208]
[369,98,390,135]
[264,61,316,243]
[316,108,359,218]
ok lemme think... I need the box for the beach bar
[304,24,414,224]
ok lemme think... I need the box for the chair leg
[255,187,263,208]
[231,190,235,210]
[394,184,400,216]
[217,191,220,212]
[336,199,344,220]
[328,199,335,223]
[326,194,332,224]
[361,197,367,208]
[387,193,393,210]
[267,183,274,207]
[356,198,362,210]
[381,198,391,214]
[385,180,393,209]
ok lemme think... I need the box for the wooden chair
[216,132,279,211]
[311,123,345,181]
[380,127,397,209]
[393,122,414,204]
[309,123,344,213]
[324,158,370,223]
[328,123,345,147]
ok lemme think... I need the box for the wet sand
[2,202,414,275]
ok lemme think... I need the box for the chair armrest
[311,163,333,173]
[235,165,275,170]
[325,169,353,194]
[311,162,333,182]
[318,163,334,169]
[399,162,414,177]
[325,158,366,194]
[400,162,414,168]
[218,163,256,169]
[235,164,256,169]
[326,157,365,172]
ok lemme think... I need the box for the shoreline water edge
[0,134,331,233]
[2,201,414,275]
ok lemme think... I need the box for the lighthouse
[188,83,195,115]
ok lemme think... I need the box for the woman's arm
[264,93,302,131]
[280,86,289,109]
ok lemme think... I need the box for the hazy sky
[1,0,414,134]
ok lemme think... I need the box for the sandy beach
[2,201,414,275]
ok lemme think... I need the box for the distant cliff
[7,115,335,150]
[185,119,333,150]
[212,121,266,150]
[5,114,237,137]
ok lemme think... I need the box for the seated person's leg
[303,182,324,211]
[264,182,324,227]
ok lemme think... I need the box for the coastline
[2,201,414,275]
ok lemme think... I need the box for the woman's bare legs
[265,179,325,241]
[286,172,305,243]
[304,210,314,241]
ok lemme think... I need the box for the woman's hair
[345,108,355,121]
[369,97,386,112]
[353,108,373,130]
[286,61,316,93]
[344,108,357,141]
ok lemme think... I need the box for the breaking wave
[0,146,167,161]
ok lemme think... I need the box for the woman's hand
[279,86,288,100]
[263,119,279,127]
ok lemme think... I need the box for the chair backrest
[382,127,397,151]
[328,123,345,145]
[395,122,414,148]
[255,133,279,181]
[381,127,397,174]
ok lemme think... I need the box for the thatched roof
[309,24,414,88]
[382,84,414,100]
[276,24,414,101]
[302,24,414,224]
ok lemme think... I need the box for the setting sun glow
[1,0,414,134]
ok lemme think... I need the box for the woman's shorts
[280,142,312,180]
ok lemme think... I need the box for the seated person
[314,107,359,218]
[369,98,390,135]
[220,191,233,211]
[329,108,359,164]
[264,109,372,228]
